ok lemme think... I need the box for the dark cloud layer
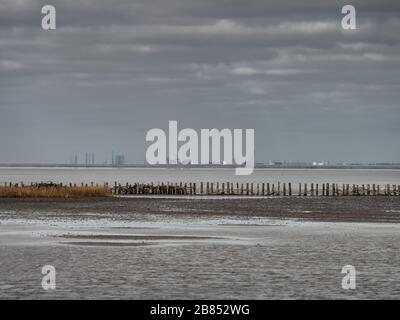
[0,0,399,164]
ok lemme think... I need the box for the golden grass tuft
[0,185,110,198]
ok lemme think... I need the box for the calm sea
[0,167,399,185]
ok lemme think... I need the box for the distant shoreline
[1,164,400,170]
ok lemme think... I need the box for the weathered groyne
[1,181,399,197]
[110,182,399,196]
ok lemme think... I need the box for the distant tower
[115,154,125,166]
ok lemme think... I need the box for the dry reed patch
[0,186,109,198]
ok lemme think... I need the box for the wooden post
[262,183,265,196]
[304,183,307,196]
[316,184,319,196]
[251,183,254,196]
[277,182,280,196]
[283,183,286,196]
[288,183,292,196]
[298,183,301,196]
[311,183,314,196]
[267,183,270,196]
[322,183,325,196]
[241,183,244,195]
[222,183,225,195]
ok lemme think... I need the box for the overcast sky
[0,0,399,164]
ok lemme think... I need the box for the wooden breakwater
[1,182,399,197]
[109,182,400,197]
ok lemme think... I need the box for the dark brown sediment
[1,196,400,223]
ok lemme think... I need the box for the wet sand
[1,197,400,299]
[0,196,400,222]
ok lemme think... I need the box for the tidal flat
[1,197,400,299]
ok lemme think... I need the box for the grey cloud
[0,0,399,164]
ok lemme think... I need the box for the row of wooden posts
[110,182,400,196]
[1,181,399,197]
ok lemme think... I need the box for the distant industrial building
[85,152,95,166]
[113,154,125,166]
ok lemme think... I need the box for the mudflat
[0,196,399,222]
[1,196,400,299]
